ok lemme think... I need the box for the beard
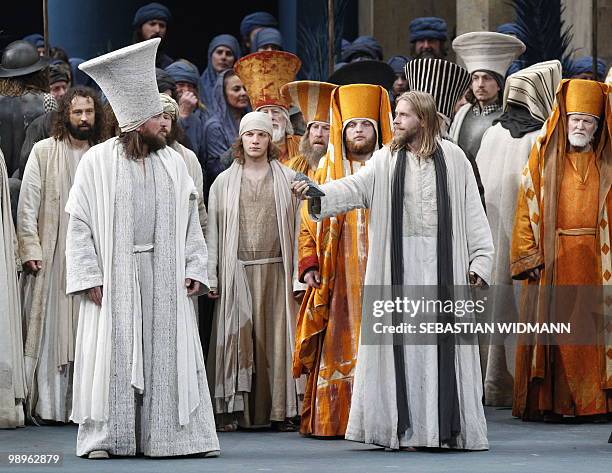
[272,122,287,144]
[140,129,167,153]
[345,134,376,156]
[391,127,420,150]
[299,133,327,168]
[415,49,440,60]
[568,131,594,148]
[68,122,94,141]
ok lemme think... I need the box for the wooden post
[592,0,598,79]
[43,0,50,56]
[328,0,335,77]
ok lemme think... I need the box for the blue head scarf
[571,56,607,81]
[165,61,199,86]
[132,2,172,28]
[207,69,248,146]
[199,34,241,109]
[240,12,278,39]
[251,27,283,52]
[342,36,383,62]
[388,55,410,75]
[23,33,44,49]
[409,17,448,43]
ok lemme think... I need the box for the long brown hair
[230,133,280,164]
[0,68,50,96]
[52,86,106,144]
[395,91,441,157]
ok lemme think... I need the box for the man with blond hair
[293,91,493,450]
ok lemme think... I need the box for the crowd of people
[0,1,611,460]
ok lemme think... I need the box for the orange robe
[511,149,612,419]
[278,135,301,164]
[293,161,369,436]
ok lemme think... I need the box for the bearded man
[293,84,393,437]
[408,17,448,59]
[65,38,218,459]
[132,2,174,68]
[159,93,207,234]
[235,51,302,163]
[293,90,493,450]
[511,79,612,421]
[17,86,105,424]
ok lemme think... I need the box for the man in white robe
[65,38,219,459]
[0,149,25,429]
[206,111,302,431]
[293,91,494,450]
[475,61,561,406]
[18,86,105,423]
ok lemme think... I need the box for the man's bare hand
[207,288,220,299]
[185,278,200,296]
[304,270,321,289]
[468,271,486,288]
[179,91,198,118]
[88,286,103,306]
[291,181,311,200]
[25,260,42,273]
[527,267,541,282]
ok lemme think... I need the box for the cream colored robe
[206,160,302,420]
[65,139,212,433]
[18,137,85,421]
[171,142,207,234]
[475,123,539,406]
[0,150,25,428]
[311,141,493,450]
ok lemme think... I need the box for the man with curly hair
[206,111,303,432]
[17,86,106,424]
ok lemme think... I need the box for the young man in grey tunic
[64,39,219,459]
[293,91,494,450]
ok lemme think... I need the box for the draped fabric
[510,80,612,419]
[203,69,248,191]
[496,104,543,139]
[389,145,460,445]
[0,150,25,428]
[198,34,241,109]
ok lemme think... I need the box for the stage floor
[1,407,610,473]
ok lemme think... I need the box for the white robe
[0,150,25,428]
[311,140,493,450]
[475,123,538,405]
[65,139,218,456]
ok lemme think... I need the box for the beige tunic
[237,170,288,426]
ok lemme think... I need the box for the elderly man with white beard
[235,51,302,164]
[511,78,612,421]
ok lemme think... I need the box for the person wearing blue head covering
[132,2,173,68]
[341,36,383,63]
[240,11,278,53]
[570,56,607,82]
[203,69,250,199]
[23,34,45,55]
[252,27,283,53]
[496,23,527,76]
[387,55,410,109]
[199,34,241,111]
[166,60,208,165]
[409,16,448,59]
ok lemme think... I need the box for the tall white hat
[79,38,162,132]
[452,32,525,77]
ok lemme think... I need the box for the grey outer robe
[310,140,494,450]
